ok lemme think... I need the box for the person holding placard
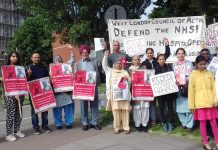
[188,56,218,150]
[141,37,171,126]
[4,51,25,142]
[52,55,74,129]
[128,55,149,132]
[172,48,194,131]
[103,50,131,134]
[75,45,101,131]
[27,52,52,135]
[155,54,175,132]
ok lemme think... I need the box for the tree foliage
[17,0,152,45]
[9,15,53,66]
[149,0,218,25]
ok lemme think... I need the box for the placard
[73,70,96,101]
[28,77,56,113]
[150,71,178,97]
[94,38,105,51]
[113,77,129,101]
[207,57,218,76]
[50,63,73,92]
[132,70,155,101]
[1,65,28,96]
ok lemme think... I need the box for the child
[155,54,175,132]
[102,50,131,134]
[188,56,218,150]
[4,51,25,141]
[128,55,150,132]
[52,55,74,129]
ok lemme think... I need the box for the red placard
[1,65,28,96]
[73,70,96,101]
[28,77,56,113]
[132,70,154,101]
[50,64,73,93]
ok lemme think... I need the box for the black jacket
[141,45,171,69]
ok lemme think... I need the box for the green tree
[9,15,53,66]
[149,0,218,25]
[17,0,152,45]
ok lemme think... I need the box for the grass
[149,123,201,141]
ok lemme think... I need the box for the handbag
[180,85,188,97]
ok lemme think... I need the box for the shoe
[142,126,148,132]
[113,130,119,134]
[203,145,213,150]
[82,125,89,131]
[90,124,102,130]
[168,123,173,132]
[180,126,187,129]
[56,126,63,130]
[124,130,130,134]
[186,128,194,132]
[6,134,16,142]
[33,128,41,135]
[42,127,52,133]
[135,126,142,132]
[15,131,25,138]
[66,125,72,129]
[163,123,168,132]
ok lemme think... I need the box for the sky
[141,3,157,19]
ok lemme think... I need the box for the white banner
[150,71,178,97]
[108,16,206,62]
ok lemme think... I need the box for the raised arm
[163,37,171,59]
[102,51,111,74]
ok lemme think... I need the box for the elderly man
[75,45,101,131]
[108,40,131,69]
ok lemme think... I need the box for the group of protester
[2,38,218,150]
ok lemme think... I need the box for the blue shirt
[28,64,48,81]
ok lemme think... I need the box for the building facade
[0,0,27,64]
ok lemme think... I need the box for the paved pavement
[0,94,207,150]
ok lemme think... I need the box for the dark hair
[200,48,210,54]
[195,55,206,64]
[146,48,154,53]
[31,51,40,57]
[157,54,166,60]
[6,51,21,65]
[176,48,186,55]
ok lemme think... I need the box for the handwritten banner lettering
[150,71,178,97]
[108,16,205,62]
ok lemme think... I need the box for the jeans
[53,103,74,127]
[80,88,99,126]
[30,97,48,129]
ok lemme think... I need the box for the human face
[146,49,154,60]
[113,41,120,53]
[176,49,185,61]
[31,53,41,64]
[10,53,18,65]
[132,56,140,66]
[81,49,89,60]
[114,61,122,70]
[55,56,62,64]
[157,55,166,67]
[196,60,206,71]
[200,51,210,61]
